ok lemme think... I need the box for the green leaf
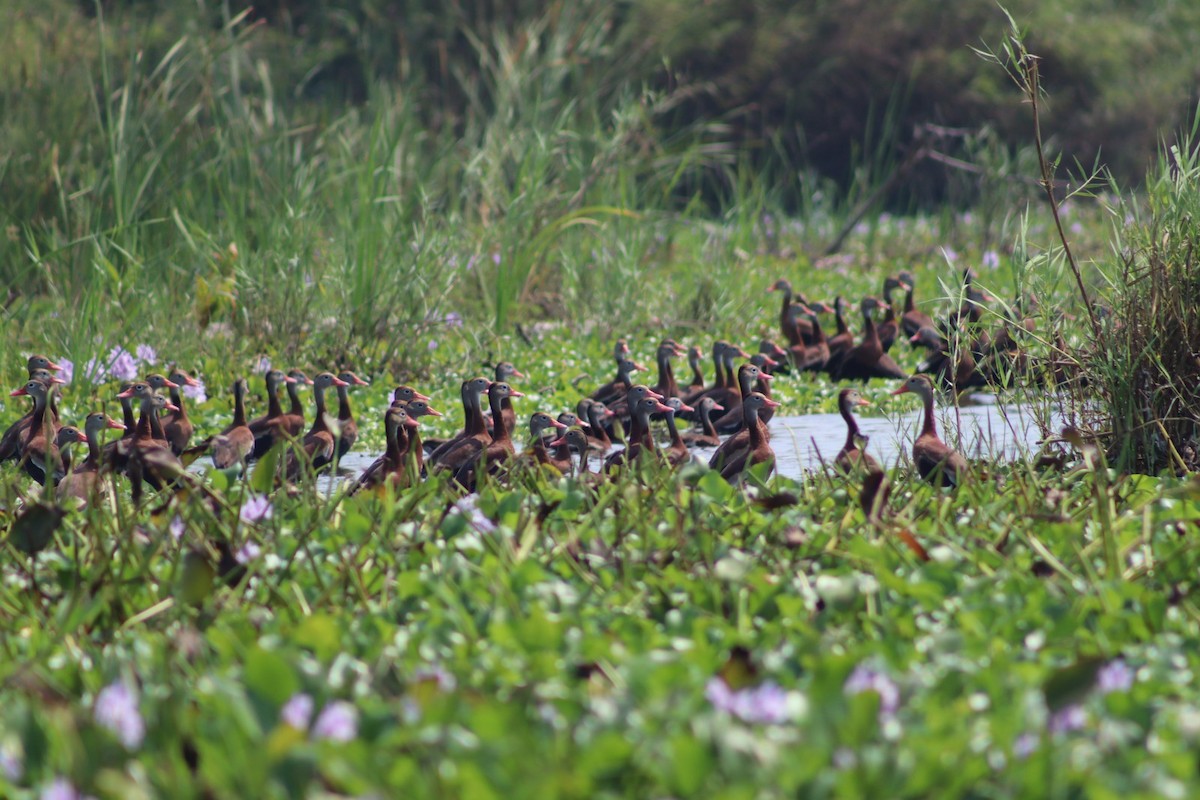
[244,647,299,706]
[7,502,65,555]
[251,441,285,494]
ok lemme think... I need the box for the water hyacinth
[39,778,96,800]
[135,344,157,366]
[235,542,262,564]
[452,494,498,535]
[444,311,463,328]
[982,249,1001,269]
[255,355,272,374]
[281,693,314,730]
[0,745,21,781]
[705,677,790,725]
[182,378,207,404]
[844,664,901,720]
[93,680,145,749]
[311,701,358,742]
[169,516,185,541]
[1048,704,1087,735]
[108,347,138,382]
[1097,659,1134,694]
[239,496,273,524]
[57,358,74,385]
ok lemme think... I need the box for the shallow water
[321,395,1062,486]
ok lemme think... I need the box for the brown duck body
[833,388,881,474]
[446,383,523,488]
[898,271,936,342]
[429,378,492,464]
[680,397,724,448]
[250,370,302,458]
[835,297,907,382]
[163,370,202,456]
[708,365,770,466]
[893,375,968,487]
[59,413,124,504]
[212,379,255,470]
[719,393,779,482]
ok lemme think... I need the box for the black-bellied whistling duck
[684,346,706,394]
[833,388,881,474]
[823,296,854,375]
[289,372,349,477]
[211,379,255,470]
[249,369,300,458]
[286,370,314,421]
[162,368,202,456]
[759,339,790,375]
[333,371,370,461]
[709,364,773,469]
[911,326,984,395]
[429,377,492,464]
[548,427,593,478]
[0,370,66,464]
[612,384,663,447]
[450,382,524,489]
[684,341,728,404]
[26,354,63,374]
[437,382,521,473]
[892,374,968,488]
[603,396,673,472]
[391,385,432,408]
[59,412,124,505]
[680,397,724,448]
[661,397,694,468]
[490,362,525,436]
[833,297,907,383]
[770,279,812,346]
[524,412,570,471]
[350,406,420,495]
[584,401,615,453]
[719,392,780,483]
[357,399,442,488]
[897,271,935,342]
[788,305,830,373]
[8,379,62,484]
[595,357,649,411]
[652,340,687,399]
[589,340,634,404]
[711,363,772,434]
[876,276,905,353]
[115,382,183,493]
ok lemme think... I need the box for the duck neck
[809,315,826,344]
[665,411,683,449]
[657,351,678,397]
[904,284,915,313]
[834,303,848,336]
[488,392,510,445]
[121,397,136,432]
[919,388,938,437]
[336,385,353,422]
[266,377,284,418]
[689,354,704,387]
[86,426,102,464]
[232,387,248,427]
[634,409,655,451]
[700,405,719,438]
[738,369,755,401]
[136,399,155,439]
[287,382,304,417]
[169,385,186,418]
[311,384,330,432]
[465,387,487,436]
[587,408,611,446]
[840,401,861,450]
[712,349,725,388]
[746,405,765,449]
[384,420,402,465]
[863,307,880,346]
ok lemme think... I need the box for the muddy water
[324,396,1062,486]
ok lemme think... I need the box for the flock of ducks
[3,270,1030,512]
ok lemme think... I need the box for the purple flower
[941,247,959,264]
[1096,659,1134,694]
[235,542,262,564]
[39,779,96,800]
[108,347,138,382]
[414,665,456,692]
[135,344,157,366]
[1070,221,1084,235]
[427,340,438,351]
[705,677,790,725]
[1048,704,1086,734]
[982,250,1000,270]
[169,516,185,541]
[239,496,273,524]
[0,746,22,781]
[465,256,477,271]
[255,355,272,374]
[58,358,74,385]
[844,664,900,720]
[281,693,314,730]
[311,701,358,742]
[182,379,207,404]
[452,494,497,534]
[93,680,145,749]
[492,252,502,265]
[82,357,108,384]
[1013,732,1039,759]
[444,312,463,328]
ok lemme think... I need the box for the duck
[788,305,831,373]
[58,412,125,505]
[823,296,855,375]
[334,371,371,461]
[604,395,673,472]
[489,362,525,437]
[711,363,773,434]
[897,271,935,342]
[652,340,687,400]
[289,372,349,477]
[833,388,881,474]
[211,379,256,471]
[876,275,905,353]
[25,354,63,375]
[114,382,184,494]
[248,369,302,458]
[661,397,694,467]
[708,364,772,468]
[450,382,524,489]
[584,401,615,453]
[391,384,432,408]
[684,341,744,405]
[612,385,663,448]
[7,379,62,484]
[770,279,813,346]
[356,398,442,488]
[590,340,636,404]
[286,370,314,422]
[350,406,420,495]
[719,392,780,483]
[892,374,968,487]
[525,412,570,471]
[0,370,66,465]
[759,339,790,376]
[547,427,593,478]
[429,377,493,465]
[832,297,907,382]
[680,397,724,448]
[595,357,650,412]
[145,373,181,444]
[911,326,984,395]
[162,369,203,456]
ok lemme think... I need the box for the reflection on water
[309,395,1062,487]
